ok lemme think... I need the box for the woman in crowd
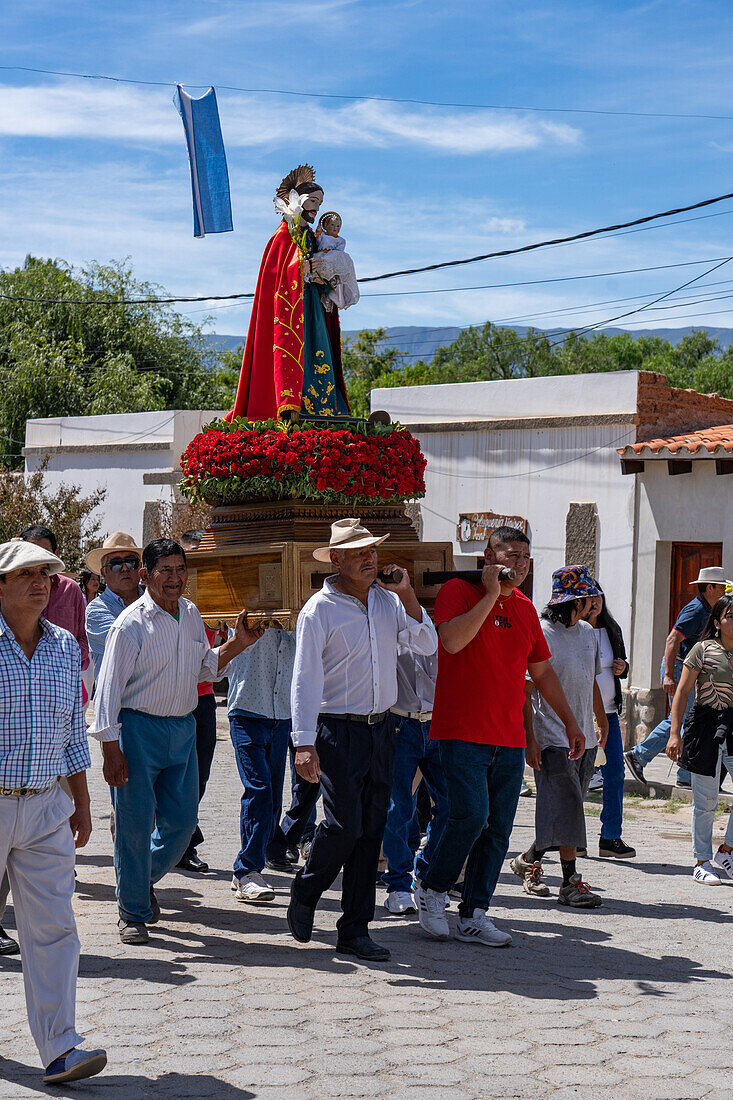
[667,594,733,885]
[79,569,101,603]
[584,585,636,858]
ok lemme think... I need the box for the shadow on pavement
[0,1059,254,1098]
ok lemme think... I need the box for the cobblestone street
[2,711,733,1100]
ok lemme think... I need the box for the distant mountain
[205,324,733,364]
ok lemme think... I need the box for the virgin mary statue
[226,165,350,422]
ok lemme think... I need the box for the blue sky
[2,0,733,345]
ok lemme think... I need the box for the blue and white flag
[174,85,233,238]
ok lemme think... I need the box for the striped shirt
[0,611,91,789]
[88,588,226,742]
[86,584,144,677]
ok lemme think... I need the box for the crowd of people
[1,518,732,1085]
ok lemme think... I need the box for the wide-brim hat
[0,539,65,577]
[86,532,143,575]
[689,566,732,586]
[548,565,602,605]
[313,517,389,563]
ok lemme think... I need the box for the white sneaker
[587,770,604,792]
[384,890,417,915]
[693,861,722,886]
[713,847,733,880]
[414,884,450,940]
[456,908,512,947]
[232,871,275,903]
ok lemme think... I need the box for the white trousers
[0,784,83,1066]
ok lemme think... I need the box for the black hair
[142,538,187,573]
[699,594,733,642]
[20,524,57,554]
[541,597,588,628]
[487,526,530,549]
[78,569,99,599]
[588,578,623,637]
[698,583,709,596]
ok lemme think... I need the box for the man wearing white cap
[85,532,145,678]
[0,540,107,1085]
[625,566,730,787]
[287,518,438,961]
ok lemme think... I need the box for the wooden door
[669,542,722,628]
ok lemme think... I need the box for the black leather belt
[320,710,391,726]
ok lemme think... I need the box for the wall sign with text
[457,511,529,542]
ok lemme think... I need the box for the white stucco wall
[629,461,733,690]
[24,410,224,544]
[401,420,637,644]
[372,370,640,424]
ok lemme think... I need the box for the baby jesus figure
[310,212,360,311]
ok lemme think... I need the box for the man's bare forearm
[439,593,497,654]
[66,769,90,807]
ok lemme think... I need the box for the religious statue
[227,165,353,422]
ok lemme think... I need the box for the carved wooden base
[199,500,419,550]
[187,537,453,631]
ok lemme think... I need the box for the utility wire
[1,63,732,122]
[3,196,733,307]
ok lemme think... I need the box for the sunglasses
[106,556,141,573]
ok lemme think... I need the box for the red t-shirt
[197,626,217,697]
[430,580,550,747]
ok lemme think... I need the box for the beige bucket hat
[86,532,143,575]
[313,517,389,563]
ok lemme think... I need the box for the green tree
[343,321,733,411]
[0,256,237,466]
[342,328,407,416]
[0,460,106,572]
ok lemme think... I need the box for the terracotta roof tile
[618,424,733,458]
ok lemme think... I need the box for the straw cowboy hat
[0,540,65,576]
[313,518,389,563]
[86,532,143,575]
[689,566,732,587]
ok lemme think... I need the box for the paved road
[2,711,732,1100]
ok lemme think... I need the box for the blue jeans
[113,708,198,924]
[422,740,524,917]
[229,712,290,878]
[631,658,692,782]
[600,712,625,840]
[382,717,449,894]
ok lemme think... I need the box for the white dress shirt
[88,589,225,742]
[394,649,438,716]
[290,577,438,747]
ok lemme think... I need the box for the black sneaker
[599,837,636,859]
[624,750,646,785]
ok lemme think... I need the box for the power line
[3,194,733,307]
[1,64,732,122]
[357,193,733,283]
[359,256,731,299]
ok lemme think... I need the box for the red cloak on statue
[226,220,348,422]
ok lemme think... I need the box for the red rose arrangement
[180,418,427,506]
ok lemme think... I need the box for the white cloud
[481,216,527,234]
[179,0,361,36]
[0,82,581,155]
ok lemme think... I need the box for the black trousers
[186,693,218,854]
[292,714,395,940]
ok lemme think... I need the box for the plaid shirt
[0,611,91,789]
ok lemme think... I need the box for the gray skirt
[534,746,597,851]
